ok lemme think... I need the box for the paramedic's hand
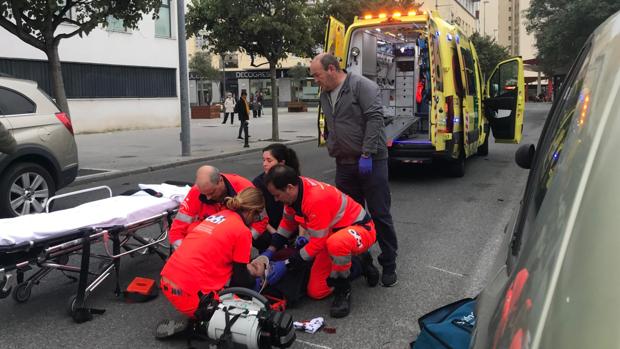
[295,235,309,249]
[253,277,263,292]
[260,249,274,261]
[359,155,372,175]
[247,261,266,277]
[267,261,286,285]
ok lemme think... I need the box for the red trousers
[160,277,201,318]
[307,222,376,299]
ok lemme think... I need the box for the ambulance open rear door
[318,16,346,146]
[484,57,525,144]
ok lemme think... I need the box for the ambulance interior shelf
[347,23,431,141]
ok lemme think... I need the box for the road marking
[427,265,465,278]
[296,340,333,349]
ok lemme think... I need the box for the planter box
[287,101,308,112]
[191,105,222,119]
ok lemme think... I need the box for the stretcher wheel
[12,282,32,303]
[0,275,11,299]
[0,286,11,299]
[67,295,78,316]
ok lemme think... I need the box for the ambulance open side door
[484,57,525,144]
[318,16,346,146]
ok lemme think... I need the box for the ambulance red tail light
[445,96,454,133]
[55,112,74,135]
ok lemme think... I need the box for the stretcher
[0,183,190,323]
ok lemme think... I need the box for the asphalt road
[0,104,550,349]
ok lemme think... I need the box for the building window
[107,16,128,32]
[155,0,171,38]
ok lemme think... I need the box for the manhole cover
[281,130,297,133]
[78,168,109,176]
[202,125,219,128]
[118,155,137,159]
[296,135,314,138]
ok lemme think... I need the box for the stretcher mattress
[0,184,190,247]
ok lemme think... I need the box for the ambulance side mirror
[515,144,535,169]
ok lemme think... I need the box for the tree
[189,51,221,105]
[287,62,308,102]
[470,32,510,80]
[0,0,162,117]
[190,52,221,81]
[309,0,421,48]
[187,0,314,141]
[525,0,620,75]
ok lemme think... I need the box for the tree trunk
[46,42,71,117]
[270,62,279,141]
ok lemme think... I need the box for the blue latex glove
[253,277,263,292]
[260,249,274,260]
[295,235,309,249]
[267,261,287,285]
[359,155,373,175]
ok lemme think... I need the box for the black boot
[360,252,380,287]
[328,277,351,318]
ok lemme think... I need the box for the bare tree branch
[0,13,44,50]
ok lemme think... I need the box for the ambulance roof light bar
[361,9,420,20]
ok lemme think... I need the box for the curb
[72,137,318,186]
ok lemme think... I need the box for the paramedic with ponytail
[157,188,266,337]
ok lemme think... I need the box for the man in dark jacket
[235,91,250,147]
[310,53,398,287]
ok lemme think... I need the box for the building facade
[424,0,479,36]
[0,1,180,133]
[498,0,520,55]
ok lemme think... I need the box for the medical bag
[412,298,476,349]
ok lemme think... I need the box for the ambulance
[318,10,525,177]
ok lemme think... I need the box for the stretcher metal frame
[0,186,176,323]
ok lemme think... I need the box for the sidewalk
[74,107,318,183]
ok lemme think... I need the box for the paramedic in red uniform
[262,164,379,318]
[157,187,266,336]
[169,165,268,250]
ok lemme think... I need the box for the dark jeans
[222,112,234,124]
[238,120,249,138]
[335,158,398,273]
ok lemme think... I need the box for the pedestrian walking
[222,92,236,125]
[235,91,250,146]
[310,53,399,287]
[255,91,263,118]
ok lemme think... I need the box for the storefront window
[197,80,212,105]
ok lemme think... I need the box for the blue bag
[412,298,476,349]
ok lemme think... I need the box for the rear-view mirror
[515,144,535,169]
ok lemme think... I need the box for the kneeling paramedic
[159,187,267,335]
[168,165,269,251]
[260,164,380,318]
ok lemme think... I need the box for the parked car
[471,11,620,349]
[0,76,78,217]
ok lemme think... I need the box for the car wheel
[0,162,56,218]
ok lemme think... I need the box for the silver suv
[0,76,78,217]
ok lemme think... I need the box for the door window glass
[0,87,36,115]
[489,60,518,98]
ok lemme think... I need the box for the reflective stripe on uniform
[331,255,351,266]
[307,227,328,238]
[353,208,368,223]
[300,247,312,261]
[330,269,351,279]
[250,227,260,240]
[277,226,293,238]
[174,212,194,223]
[328,193,348,227]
